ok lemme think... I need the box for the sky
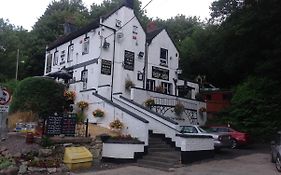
[0,0,214,31]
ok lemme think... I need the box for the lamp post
[15,49,19,81]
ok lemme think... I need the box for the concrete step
[149,151,181,159]
[148,143,172,148]
[142,154,180,164]
[148,147,176,152]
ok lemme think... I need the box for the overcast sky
[0,0,214,31]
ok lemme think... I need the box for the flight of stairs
[136,133,182,171]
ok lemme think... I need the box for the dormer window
[160,48,168,66]
[82,37,89,55]
[67,44,74,62]
[53,51,59,66]
[60,50,66,64]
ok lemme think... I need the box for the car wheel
[231,139,237,149]
[276,155,281,172]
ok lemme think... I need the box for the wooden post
[85,119,89,137]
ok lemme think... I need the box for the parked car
[271,131,281,172]
[207,125,250,148]
[179,125,232,150]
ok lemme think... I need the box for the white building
[44,0,208,160]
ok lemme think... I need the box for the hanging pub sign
[101,59,112,75]
[124,50,134,71]
[152,66,169,81]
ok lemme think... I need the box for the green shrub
[9,77,65,118]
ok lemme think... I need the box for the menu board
[46,114,76,136]
[101,59,112,75]
[61,115,76,136]
[152,66,169,80]
[124,50,134,71]
[46,116,63,136]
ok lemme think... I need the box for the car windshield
[197,126,208,133]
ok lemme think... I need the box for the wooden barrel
[26,132,34,144]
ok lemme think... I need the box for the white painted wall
[147,29,179,95]
[102,143,144,159]
[175,136,214,151]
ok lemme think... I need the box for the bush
[9,77,65,119]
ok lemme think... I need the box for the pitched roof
[46,0,134,51]
[146,28,164,44]
[47,19,99,51]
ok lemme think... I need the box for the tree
[9,77,65,118]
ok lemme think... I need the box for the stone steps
[136,133,181,171]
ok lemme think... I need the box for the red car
[208,126,250,148]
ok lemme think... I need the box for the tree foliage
[9,77,65,118]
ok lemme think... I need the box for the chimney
[146,21,157,33]
[63,22,77,35]
[124,0,134,9]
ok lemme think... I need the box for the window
[146,79,155,91]
[124,50,134,71]
[60,50,65,64]
[161,82,172,94]
[82,37,89,55]
[53,51,59,66]
[160,48,168,66]
[46,54,52,73]
[180,126,198,133]
[81,69,88,90]
[67,44,74,62]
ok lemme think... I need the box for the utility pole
[15,49,19,80]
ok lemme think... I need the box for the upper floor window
[53,51,59,66]
[82,37,89,55]
[60,50,66,64]
[160,48,168,66]
[81,69,88,90]
[46,54,52,73]
[67,44,74,62]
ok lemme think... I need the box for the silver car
[180,125,232,150]
[271,131,281,172]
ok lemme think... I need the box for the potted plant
[144,98,155,107]
[174,102,184,116]
[199,107,207,113]
[125,79,135,91]
[92,109,105,118]
[155,85,164,93]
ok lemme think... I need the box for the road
[75,144,279,175]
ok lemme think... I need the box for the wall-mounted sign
[137,72,143,81]
[124,50,134,71]
[0,89,11,105]
[152,66,169,81]
[101,59,112,75]
[0,105,9,112]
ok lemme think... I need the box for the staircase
[137,132,182,171]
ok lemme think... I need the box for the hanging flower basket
[174,102,184,116]
[92,109,105,118]
[144,98,155,107]
[64,90,75,101]
[125,79,135,91]
[199,107,207,113]
[77,101,89,110]
[155,85,164,93]
[109,119,123,130]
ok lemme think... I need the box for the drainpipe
[100,24,116,101]
[143,42,149,89]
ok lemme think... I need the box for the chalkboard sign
[61,113,76,136]
[101,59,111,75]
[46,116,63,136]
[152,66,169,80]
[124,50,134,71]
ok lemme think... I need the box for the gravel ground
[75,145,279,175]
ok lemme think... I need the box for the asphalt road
[75,144,279,175]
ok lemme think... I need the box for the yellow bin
[63,146,93,170]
